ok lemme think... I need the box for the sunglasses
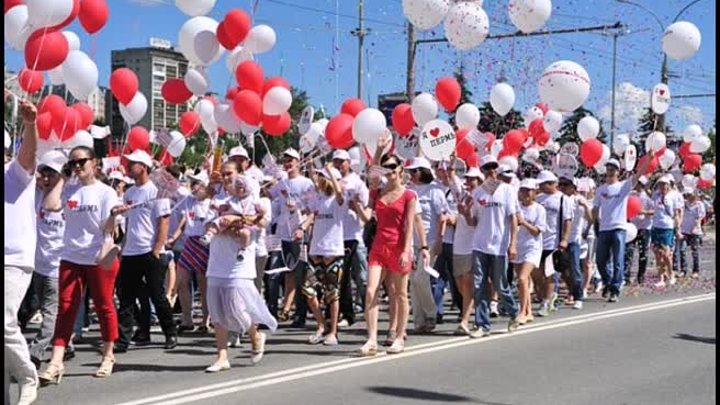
[381,163,400,170]
[68,158,91,168]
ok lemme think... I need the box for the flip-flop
[307,334,326,345]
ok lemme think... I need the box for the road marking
[112,293,715,405]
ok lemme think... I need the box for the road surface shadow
[366,386,514,404]
[673,333,716,345]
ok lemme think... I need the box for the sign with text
[419,119,456,161]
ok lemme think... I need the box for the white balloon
[120,92,148,125]
[523,147,540,162]
[226,46,254,73]
[682,174,698,190]
[613,134,630,156]
[262,87,292,116]
[167,131,187,157]
[194,99,215,122]
[61,51,98,101]
[352,108,387,145]
[62,31,81,51]
[594,161,607,175]
[444,1,489,51]
[175,0,216,17]
[455,103,480,130]
[499,156,519,172]
[178,17,223,66]
[411,93,438,126]
[645,131,666,153]
[239,121,260,137]
[599,144,611,164]
[490,83,515,117]
[508,0,552,33]
[490,140,503,158]
[700,164,716,181]
[402,0,450,30]
[4,5,31,51]
[577,116,600,141]
[659,149,676,170]
[26,0,73,28]
[543,110,563,134]
[184,67,210,96]
[683,124,703,143]
[348,146,364,173]
[625,222,638,243]
[690,135,711,153]
[244,25,277,54]
[662,21,701,61]
[523,106,544,128]
[538,60,591,112]
[214,103,242,133]
[47,67,65,86]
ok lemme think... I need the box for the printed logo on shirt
[67,200,98,212]
[316,213,334,220]
[477,199,502,208]
[38,210,64,227]
[601,192,621,200]
[188,211,195,219]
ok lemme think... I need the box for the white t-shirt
[309,194,345,257]
[410,182,449,247]
[255,197,272,257]
[651,191,681,230]
[567,195,588,244]
[516,202,547,259]
[35,199,65,278]
[169,186,191,246]
[269,175,315,241]
[181,197,215,237]
[339,172,369,242]
[122,181,172,256]
[537,191,574,250]
[206,234,257,280]
[593,180,633,232]
[470,182,518,256]
[452,192,475,256]
[442,175,463,244]
[61,181,119,266]
[5,161,37,268]
[630,191,654,230]
[681,201,706,235]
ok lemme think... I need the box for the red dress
[368,189,416,274]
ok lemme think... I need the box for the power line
[263,0,405,28]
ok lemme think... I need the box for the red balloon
[654,146,667,158]
[503,130,525,154]
[261,77,291,97]
[580,139,603,167]
[110,68,139,105]
[391,103,414,136]
[235,61,264,94]
[4,0,23,13]
[498,148,518,160]
[157,149,174,166]
[435,77,461,112]
[18,68,44,94]
[528,119,545,139]
[683,154,702,173]
[340,98,366,117]
[455,129,475,161]
[215,21,237,50]
[127,126,150,151]
[36,112,54,141]
[697,178,713,189]
[678,142,692,158]
[24,30,69,72]
[636,154,659,175]
[465,153,480,168]
[325,113,355,149]
[179,111,200,137]
[534,130,550,147]
[484,132,496,152]
[233,90,262,126]
[54,108,82,142]
[224,9,251,44]
[225,87,240,101]
[79,0,109,34]
[627,195,642,220]
[535,103,549,115]
[262,112,291,136]
[161,79,192,104]
[39,95,67,124]
[71,103,94,129]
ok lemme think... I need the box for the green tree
[705,121,715,163]
[477,102,523,136]
[635,107,674,155]
[556,106,608,148]
[254,87,314,164]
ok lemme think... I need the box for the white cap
[498,164,516,178]
[656,174,673,184]
[38,151,67,173]
[519,179,539,190]
[332,149,351,161]
[124,176,135,185]
[282,148,300,160]
[4,130,10,150]
[605,158,621,169]
[464,167,484,180]
[537,170,559,184]
[124,150,154,168]
[187,170,209,185]
[479,155,498,169]
[318,167,342,181]
[638,175,649,185]
[229,146,249,159]
[405,157,432,170]
[108,170,125,181]
[558,173,575,183]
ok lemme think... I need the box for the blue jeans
[282,240,307,324]
[431,243,460,316]
[567,242,583,300]
[472,251,518,331]
[596,229,627,295]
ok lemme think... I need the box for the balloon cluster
[402,0,490,51]
[678,125,712,174]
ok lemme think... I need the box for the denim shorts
[651,228,675,248]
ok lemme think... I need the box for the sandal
[38,362,65,386]
[94,356,115,378]
[356,341,377,357]
[307,333,326,345]
[277,310,291,322]
[323,335,339,346]
[383,331,397,347]
[454,324,472,336]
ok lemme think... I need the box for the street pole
[610,32,618,147]
[354,0,365,100]
[406,22,416,102]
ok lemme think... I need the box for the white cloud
[672,105,704,128]
[598,82,650,133]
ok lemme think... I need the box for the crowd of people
[4,99,714,405]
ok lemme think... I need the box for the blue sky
[5,0,716,134]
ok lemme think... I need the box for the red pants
[52,259,120,347]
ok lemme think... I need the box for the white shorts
[511,248,541,268]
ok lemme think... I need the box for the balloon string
[89,34,98,60]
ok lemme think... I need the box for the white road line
[112,293,715,405]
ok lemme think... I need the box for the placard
[554,153,578,179]
[419,119,456,161]
[298,106,314,135]
[624,145,637,171]
[651,83,671,115]
[559,142,579,156]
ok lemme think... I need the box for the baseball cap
[479,155,498,170]
[405,157,432,170]
[498,164,516,178]
[638,175,649,185]
[282,148,300,160]
[229,146,249,159]
[124,176,135,185]
[605,158,621,169]
[519,179,539,190]
[187,170,209,185]
[537,170,559,184]
[318,167,342,181]
[38,151,67,173]
[124,150,154,168]
[656,174,673,184]
[108,170,125,182]
[464,167,484,180]
[332,149,351,161]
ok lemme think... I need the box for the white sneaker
[470,328,491,339]
[337,319,350,328]
[250,332,267,365]
[205,360,231,373]
[29,312,43,324]
[17,377,38,405]
[489,301,499,318]
[669,277,677,286]
[229,334,241,348]
[594,281,604,294]
[572,301,583,310]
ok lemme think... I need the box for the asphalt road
[13,230,717,405]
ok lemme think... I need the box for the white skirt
[207,277,278,334]
[511,248,541,268]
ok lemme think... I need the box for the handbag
[552,195,572,274]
